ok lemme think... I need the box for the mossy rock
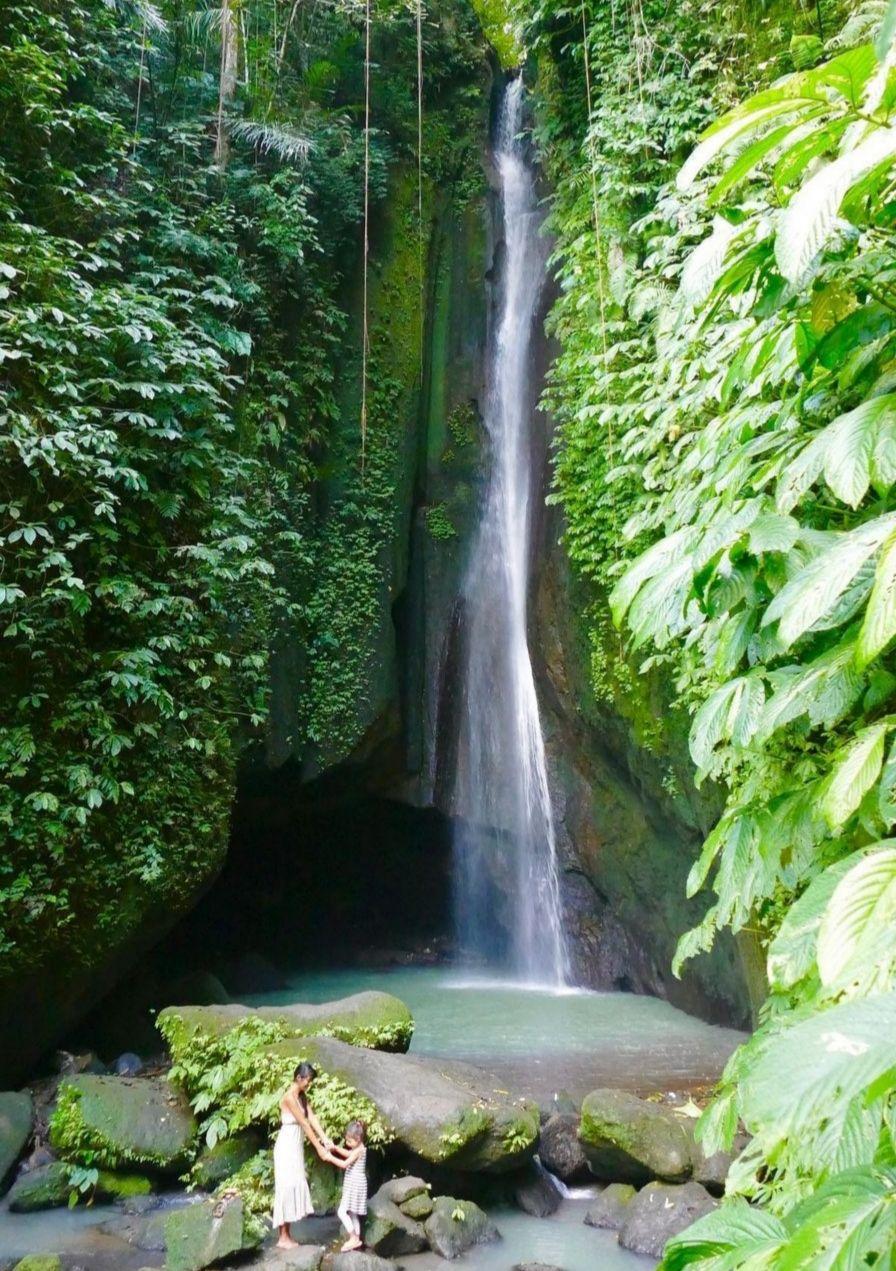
[399,1191,433,1219]
[579,1089,693,1184]
[0,1091,33,1192]
[423,1196,499,1259]
[158,992,414,1059]
[283,1037,538,1172]
[50,1075,197,1175]
[192,1129,262,1190]
[13,1258,62,1271]
[164,1196,260,1271]
[8,1163,72,1212]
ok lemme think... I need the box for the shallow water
[249,965,744,1100]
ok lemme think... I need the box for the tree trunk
[215,0,239,167]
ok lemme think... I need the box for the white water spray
[453,76,569,989]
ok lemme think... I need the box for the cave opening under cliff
[174,762,454,977]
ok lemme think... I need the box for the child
[330,1119,367,1252]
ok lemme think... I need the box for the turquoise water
[248,965,744,1096]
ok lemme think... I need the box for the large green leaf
[821,722,889,830]
[779,1167,896,1271]
[817,844,896,985]
[775,127,896,284]
[739,991,896,1135]
[761,517,896,649]
[677,98,825,192]
[767,854,862,990]
[660,1198,786,1270]
[857,530,896,667]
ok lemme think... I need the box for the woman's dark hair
[345,1119,366,1143]
[293,1062,316,1082]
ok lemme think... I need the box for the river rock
[513,1164,561,1217]
[618,1181,718,1258]
[0,1091,32,1191]
[584,1182,636,1229]
[423,1196,500,1260]
[114,1052,144,1077]
[164,1195,260,1271]
[51,1075,196,1174]
[287,1037,538,1172]
[8,1163,72,1212]
[12,1259,62,1271]
[399,1191,433,1219]
[324,1255,401,1271]
[254,1249,325,1271]
[538,1115,588,1182]
[365,1185,428,1256]
[158,992,414,1056]
[579,1090,692,1184]
[379,1176,429,1206]
[192,1129,263,1189]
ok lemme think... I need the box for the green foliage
[533,0,896,1263]
[0,0,490,986]
[425,503,459,540]
[50,1085,173,1172]
[161,1014,392,1153]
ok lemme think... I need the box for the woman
[272,1062,336,1249]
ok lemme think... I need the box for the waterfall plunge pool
[248,965,745,1103]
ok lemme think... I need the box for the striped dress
[341,1145,368,1214]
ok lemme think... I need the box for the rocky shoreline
[0,987,741,1270]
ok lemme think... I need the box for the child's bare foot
[340,1237,363,1252]
[277,1237,299,1249]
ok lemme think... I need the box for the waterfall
[452,76,569,989]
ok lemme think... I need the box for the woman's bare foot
[277,1237,299,1249]
[340,1237,363,1252]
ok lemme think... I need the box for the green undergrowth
[50,1085,174,1174]
[161,1015,392,1155]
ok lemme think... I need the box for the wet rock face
[164,1196,260,1271]
[579,1088,693,1185]
[278,1036,539,1173]
[537,1114,588,1183]
[618,1180,717,1258]
[584,1182,636,1230]
[50,1075,197,1175]
[423,1196,500,1260]
[0,1091,32,1191]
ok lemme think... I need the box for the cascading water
[453,75,569,989]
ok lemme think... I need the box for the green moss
[425,503,458,540]
[49,1077,196,1174]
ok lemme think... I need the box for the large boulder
[8,1161,151,1211]
[286,1037,538,1173]
[158,992,414,1057]
[584,1182,636,1230]
[324,1255,401,1271]
[0,1091,32,1191]
[538,1114,588,1183]
[50,1075,196,1174]
[164,1195,260,1271]
[423,1196,500,1260]
[579,1090,692,1184]
[618,1181,718,1258]
[12,1259,62,1271]
[7,1163,72,1212]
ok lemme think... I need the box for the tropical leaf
[761,517,896,649]
[767,854,861,990]
[857,530,896,667]
[821,721,889,829]
[817,843,896,984]
[775,127,896,285]
[739,991,896,1135]
[680,216,737,306]
[660,1198,786,1270]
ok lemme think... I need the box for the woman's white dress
[272,1108,314,1227]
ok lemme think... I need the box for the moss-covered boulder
[12,1258,62,1271]
[584,1182,637,1230]
[8,1163,72,1212]
[8,1161,152,1212]
[579,1090,693,1184]
[273,1036,538,1173]
[51,1075,197,1175]
[0,1091,32,1191]
[157,992,414,1057]
[191,1129,262,1190]
[164,1196,260,1271]
[423,1196,499,1260]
